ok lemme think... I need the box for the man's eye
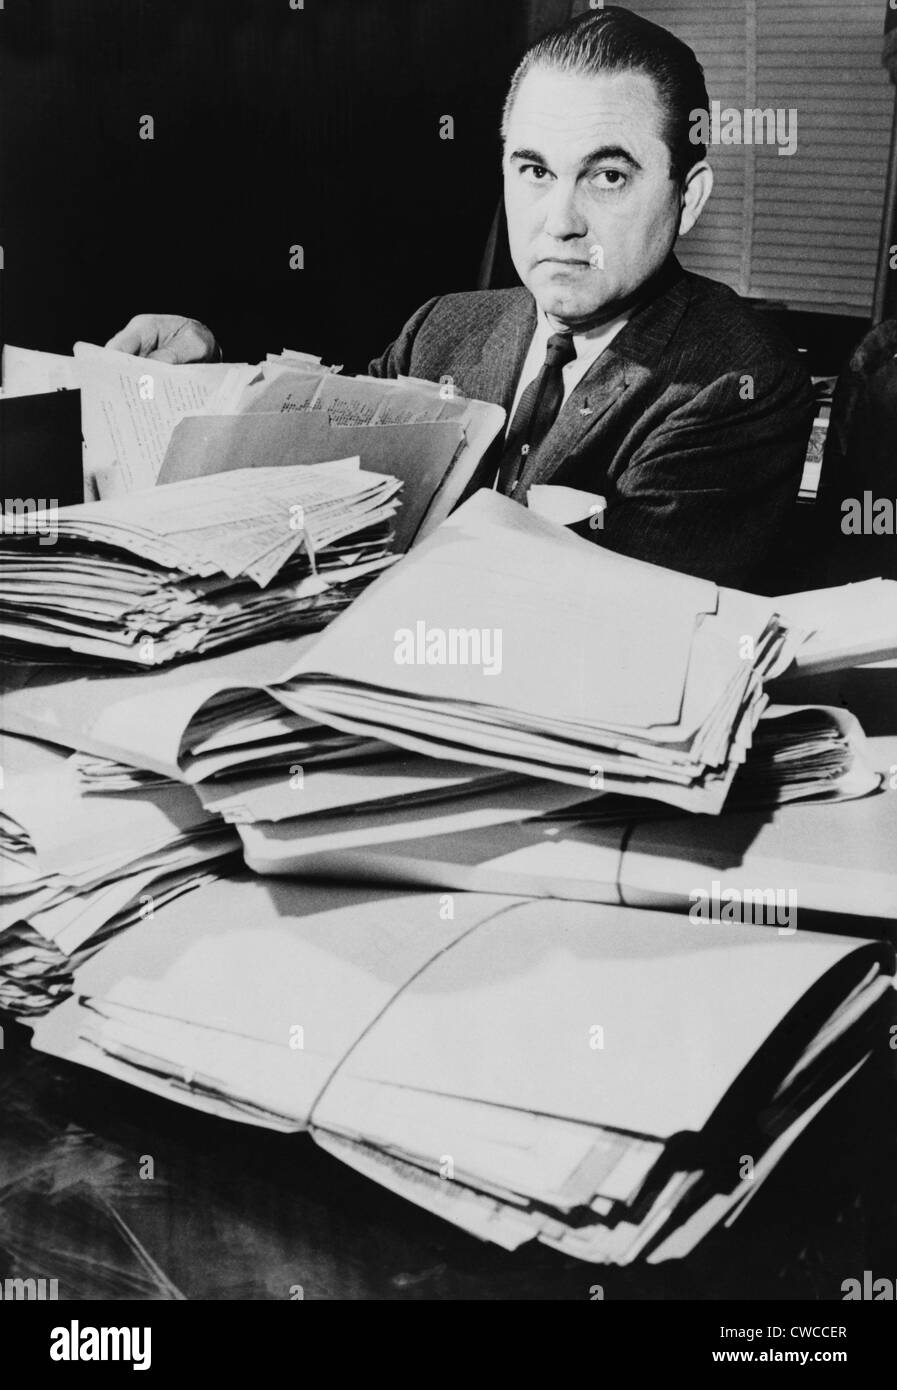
[592,169,627,190]
[519,164,551,183]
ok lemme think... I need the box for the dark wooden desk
[1,1012,895,1301]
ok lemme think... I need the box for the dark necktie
[497,330,577,496]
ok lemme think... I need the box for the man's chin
[523,268,616,323]
[531,288,614,327]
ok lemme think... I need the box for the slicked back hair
[501,6,709,185]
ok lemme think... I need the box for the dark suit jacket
[368,257,814,590]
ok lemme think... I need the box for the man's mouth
[537,257,592,270]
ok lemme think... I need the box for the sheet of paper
[527,484,606,527]
[323,897,875,1139]
[196,755,516,824]
[235,783,620,900]
[238,780,599,878]
[0,345,80,396]
[73,342,241,494]
[776,579,897,675]
[622,782,897,920]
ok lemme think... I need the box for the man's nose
[541,181,589,240]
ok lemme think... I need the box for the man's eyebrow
[508,145,643,172]
[508,148,549,165]
[579,146,642,172]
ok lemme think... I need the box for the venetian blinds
[598,0,894,315]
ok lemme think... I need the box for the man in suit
[107,7,814,590]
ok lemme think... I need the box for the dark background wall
[0,0,529,372]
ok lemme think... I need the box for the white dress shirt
[505,308,630,437]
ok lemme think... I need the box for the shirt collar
[532,306,630,365]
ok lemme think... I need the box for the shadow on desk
[1,1016,895,1301]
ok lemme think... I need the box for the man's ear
[678,162,713,237]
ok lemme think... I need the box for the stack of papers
[8,339,895,1279]
[32,875,893,1263]
[0,634,505,795]
[4,491,887,818]
[159,354,506,548]
[245,761,897,923]
[0,634,379,782]
[540,703,881,822]
[0,462,401,664]
[267,489,798,814]
[0,734,239,1015]
[42,341,504,524]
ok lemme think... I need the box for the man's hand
[103,313,220,363]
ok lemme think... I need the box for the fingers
[160,316,220,363]
[104,315,157,356]
[102,313,219,363]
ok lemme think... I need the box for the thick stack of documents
[31,875,894,1263]
[264,489,798,814]
[0,462,401,664]
[58,697,881,810]
[0,734,239,1015]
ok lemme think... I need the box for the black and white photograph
[1,0,896,1339]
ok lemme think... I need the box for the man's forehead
[505,65,666,161]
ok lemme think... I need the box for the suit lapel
[459,290,536,412]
